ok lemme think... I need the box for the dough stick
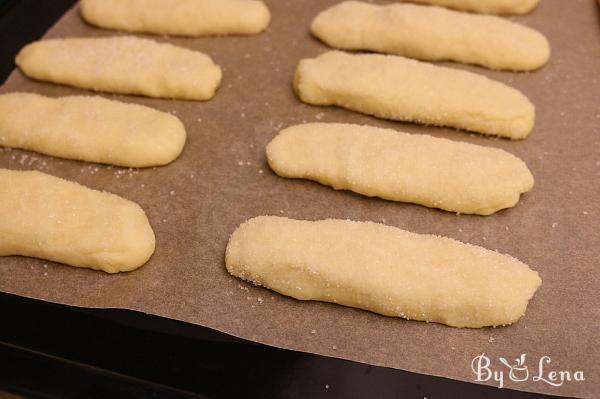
[267,123,534,215]
[80,0,271,36]
[294,51,535,139]
[16,36,222,101]
[311,1,550,71]
[406,0,540,15]
[0,92,186,167]
[226,216,542,328]
[0,169,155,273]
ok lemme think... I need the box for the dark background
[0,1,560,398]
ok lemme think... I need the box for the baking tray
[1,1,598,397]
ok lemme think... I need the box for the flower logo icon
[499,353,529,382]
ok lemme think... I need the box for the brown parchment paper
[1,1,599,397]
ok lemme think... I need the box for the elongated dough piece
[294,51,534,139]
[0,93,186,167]
[0,169,155,273]
[15,36,222,101]
[311,2,550,71]
[267,123,533,215]
[226,216,541,328]
[407,0,540,15]
[80,0,271,36]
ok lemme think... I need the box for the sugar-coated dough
[16,36,222,100]
[0,93,186,167]
[294,51,535,139]
[80,0,271,36]
[226,216,541,328]
[0,169,155,273]
[407,0,540,15]
[311,2,550,71]
[267,123,534,215]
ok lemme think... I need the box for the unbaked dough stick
[294,51,534,139]
[311,2,550,71]
[80,0,271,36]
[267,123,534,215]
[406,0,540,15]
[15,36,222,101]
[0,169,155,273]
[0,92,186,167]
[226,216,541,328]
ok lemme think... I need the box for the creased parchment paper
[1,1,598,397]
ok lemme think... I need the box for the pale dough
[0,169,155,273]
[406,0,540,15]
[0,92,186,167]
[226,216,541,328]
[267,123,534,215]
[311,2,550,71]
[294,51,535,139]
[16,36,222,101]
[80,0,271,36]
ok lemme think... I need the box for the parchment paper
[1,1,599,397]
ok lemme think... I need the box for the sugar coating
[294,51,535,139]
[80,0,271,36]
[311,2,550,71]
[406,0,540,15]
[0,92,186,167]
[0,169,155,273]
[225,216,542,328]
[15,36,222,100]
[267,123,534,215]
